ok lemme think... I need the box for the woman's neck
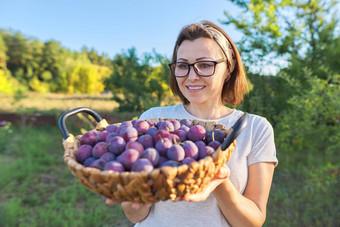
[184,102,233,120]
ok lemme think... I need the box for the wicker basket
[62,120,235,203]
[59,107,248,203]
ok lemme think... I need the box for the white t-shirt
[135,104,278,227]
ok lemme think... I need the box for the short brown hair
[169,20,249,106]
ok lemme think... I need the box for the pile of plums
[76,119,226,173]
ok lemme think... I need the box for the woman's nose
[187,66,200,80]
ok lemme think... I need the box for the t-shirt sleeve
[139,109,152,120]
[247,118,278,167]
[139,107,161,120]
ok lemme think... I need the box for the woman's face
[176,37,228,106]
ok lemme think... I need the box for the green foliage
[225,1,340,225]
[240,73,292,126]
[224,0,339,75]
[275,70,340,170]
[105,48,174,112]
[0,69,27,94]
[0,29,113,95]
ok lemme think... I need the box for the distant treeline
[0,29,172,111]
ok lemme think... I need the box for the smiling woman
[105,20,278,227]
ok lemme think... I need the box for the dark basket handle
[58,107,103,139]
[221,113,249,150]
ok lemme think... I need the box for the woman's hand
[105,198,152,223]
[183,165,230,202]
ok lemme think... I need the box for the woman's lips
[186,85,205,92]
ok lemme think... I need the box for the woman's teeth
[188,86,204,90]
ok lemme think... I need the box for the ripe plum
[100,152,115,162]
[195,140,206,150]
[80,131,98,146]
[76,144,93,163]
[179,125,190,132]
[167,144,185,162]
[170,120,181,131]
[142,148,160,166]
[158,120,175,132]
[92,142,109,159]
[173,129,187,142]
[208,140,221,150]
[120,126,138,142]
[155,138,172,156]
[98,130,109,142]
[126,141,144,157]
[147,120,156,127]
[119,149,140,169]
[134,120,150,134]
[198,146,215,159]
[206,129,226,143]
[104,161,124,172]
[137,134,154,149]
[131,158,154,173]
[89,159,105,170]
[187,125,206,142]
[146,127,158,138]
[83,157,95,167]
[180,119,192,128]
[108,136,126,155]
[105,124,118,133]
[182,140,199,160]
[154,130,172,143]
[105,132,119,143]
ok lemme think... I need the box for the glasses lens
[195,61,215,76]
[174,62,189,77]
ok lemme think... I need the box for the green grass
[0,123,133,227]
[0,112,339,226]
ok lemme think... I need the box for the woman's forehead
[177,38,223,60]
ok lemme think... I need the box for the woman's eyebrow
[177,57,213,62]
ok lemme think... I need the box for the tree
[0,33,7,71]
[224,0,339,77]
[104,48,173,112]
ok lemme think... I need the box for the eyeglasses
[168,59,226,77]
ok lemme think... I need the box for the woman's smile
[186,85,206,93]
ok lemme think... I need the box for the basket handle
[58,107,103,139]
[221,112,249,150]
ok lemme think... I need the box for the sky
[0,0,243,59]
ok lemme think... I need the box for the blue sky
[0,0,243,59]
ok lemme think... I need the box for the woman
[106,20,278,226]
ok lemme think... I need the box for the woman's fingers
[121,201,152,210]
[105,198,152,211]
[105,198,119,206]
[183,166,230,202]
[216,165,230,179]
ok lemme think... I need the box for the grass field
[0,92,120,114]
[0,124,134,227]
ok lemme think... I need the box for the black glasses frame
[168,58,226,78]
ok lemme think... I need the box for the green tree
[0,33,7,71]
[2,31,30,83]
[104,48,173,112]
[224,0,339,77]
